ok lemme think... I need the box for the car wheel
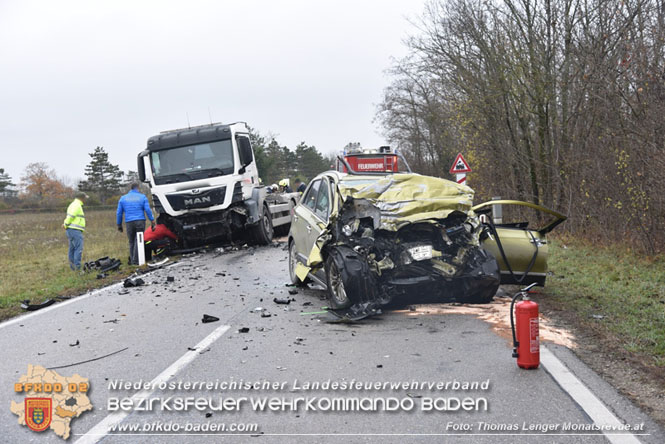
[252,204,273,245]
[288,241,309,286]
[325,251,352,309]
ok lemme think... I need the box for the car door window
[303,180,320,211]
[314,180,330,221]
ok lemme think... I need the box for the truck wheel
[252,204,273,245]
[288,241,309,286]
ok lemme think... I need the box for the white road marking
[74,324,231,444]
[0,282,123,330]
[540,346,642,444]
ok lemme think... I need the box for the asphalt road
[1,241,663,443]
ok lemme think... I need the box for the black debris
[205,413,213,418]
[123,277,145,288]
[69,340,80,347]
[201,314,220,324]
[187,347,197,351]
[238,327,250,333]
[302,301,312,306]
[83,257,121,273]
[273,298,291,305]
[261,312,272,318]
[376,364,383,368]
[21,299,56,311]
[288,289,298,295]
[97,273,107,279]
[166,276,175,282]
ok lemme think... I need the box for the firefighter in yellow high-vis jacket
[63,192,88,270]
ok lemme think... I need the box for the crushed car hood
[337,174,475,231]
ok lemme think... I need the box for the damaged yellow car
[288,164,517,319]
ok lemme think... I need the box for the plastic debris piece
[21,299,56,311]
[238,327,250,333]
[123,277,145,287]
[273,298,291,305]
[201,314,220,323]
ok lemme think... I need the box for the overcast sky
[0,0,424,186]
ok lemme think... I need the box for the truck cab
[138,122,282,247]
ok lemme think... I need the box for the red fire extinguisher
[510,283,540,369]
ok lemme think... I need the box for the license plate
[408,245,432,261]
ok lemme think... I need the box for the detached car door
[472,200,566,286]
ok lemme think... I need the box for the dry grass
[0,210,136,320]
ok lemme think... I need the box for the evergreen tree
[78,147,123,203]
[0,168,16,196]
[295,142,330,181]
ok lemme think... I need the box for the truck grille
[166,186,226,211]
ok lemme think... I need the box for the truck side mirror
[237,137,254,168]
[137,151,149,182]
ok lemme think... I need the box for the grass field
[0,210,136,320]
[544,237,665,367]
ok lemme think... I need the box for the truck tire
[252,204,273,245]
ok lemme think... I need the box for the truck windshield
[151,140,235,184]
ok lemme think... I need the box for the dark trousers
[126,220,145,265]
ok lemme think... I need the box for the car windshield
[151,140,235,184]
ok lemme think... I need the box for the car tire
[325,251,352,309]
[288,240,309,287]
[252,204,273,245]
[463,249,500,304]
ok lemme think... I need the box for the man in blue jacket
[116,183,155,265]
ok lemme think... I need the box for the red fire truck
[336,144,400,173]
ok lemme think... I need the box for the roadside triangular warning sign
[449,153,471,174]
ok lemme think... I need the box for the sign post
[449,153,472,185]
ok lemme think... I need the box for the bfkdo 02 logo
[11,365,93,440]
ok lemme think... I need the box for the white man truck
[137,122,292,248]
